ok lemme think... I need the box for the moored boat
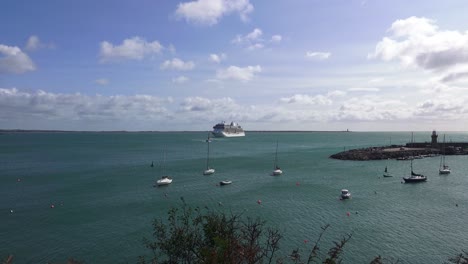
[403,160,427,183]
[220,180,232,185]
[156,176,172,186]
[340,189,351,199]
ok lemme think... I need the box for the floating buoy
[17,178,21,182]
[346,212,350,216]
[10,209,14,213]
[304,239,309,244]
[257,199,262,205]
[50,204,55,208]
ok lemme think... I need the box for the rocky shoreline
[330,145,441,161]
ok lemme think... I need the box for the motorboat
[219,180,232,186]
[340,189,351,199]
[156,176,172,186]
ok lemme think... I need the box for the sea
[1,131,468,263]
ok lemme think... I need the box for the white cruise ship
[212,121,245,138]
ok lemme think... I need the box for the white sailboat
[203,134,215,175]
[156,149,172,186]
[439,134,451,174]
[383,159,393,177]
[383,166,393,177]
[271,141,283,176]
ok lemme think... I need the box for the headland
[330,130,468,161]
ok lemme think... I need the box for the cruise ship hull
[212,131,245,138]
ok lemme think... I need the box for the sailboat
[383,166,393,177]
[203,134,215,175]
[271,141,282,176]
[439,134,451,174]
[155,149,172,186]
[403,160,427,183]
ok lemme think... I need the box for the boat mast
[206,134,211,170]
[161,148,166,177]
[442,134,446,167]
[274,141,279,169]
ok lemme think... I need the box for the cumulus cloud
[348,87,380,92]
[0,45,36,74]
[306,51,331,60]
[333,96,411,122]
[369,16,468,79]
[271,35,282,43]
[279,94,333,105]
[0,88,172,123]
[175,0,253,25]
[95,78,109,86]
[173,76,189,84]
[233,28,281,50]
[209,53,226,63]
[216,65,261,81]
[99,37,163,63]
[25,35,54,51]
[161,58,195,71]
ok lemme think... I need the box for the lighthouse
[431,130,438,146]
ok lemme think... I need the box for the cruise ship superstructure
[212,121,245,138]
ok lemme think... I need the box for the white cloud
[99,37,163,63]
[160,58,195,71]
[279,94,332,105]
[0,88,173,123]
[216,65,261,81]
[0,44,36,74]
[306,51,331,60]
[175,0,253,25]
[95,78,109,86]
[348,87,380,92]
[173,76,189,84]
[233,28,282,50]
[271,35,282,43]
[233,28,262,44]
[369,16,468,83]
[25,35,54,51]
[209,53,226,63]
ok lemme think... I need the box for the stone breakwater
[330,145,440,161]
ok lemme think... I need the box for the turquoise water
[1,131,468,263]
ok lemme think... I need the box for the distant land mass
[0,129,352,133]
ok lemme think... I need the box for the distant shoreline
[0,129,353,133]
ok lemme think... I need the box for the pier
[330,131,468,161]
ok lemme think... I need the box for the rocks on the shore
[330,146,440,161]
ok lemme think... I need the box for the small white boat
[439,165,451,174]
[383,165,393,177]
[203,168,215,175]
[155,149,172,186]
[340,189,351,199]
[203,134,215,175]
[439,134,451,175]
[156,176,172,186]
[271,141,283,176]
[220,180,232,186]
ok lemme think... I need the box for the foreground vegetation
[3,198,468,263]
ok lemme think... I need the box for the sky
[2,0,468,131]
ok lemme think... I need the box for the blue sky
[2,0,468,131]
